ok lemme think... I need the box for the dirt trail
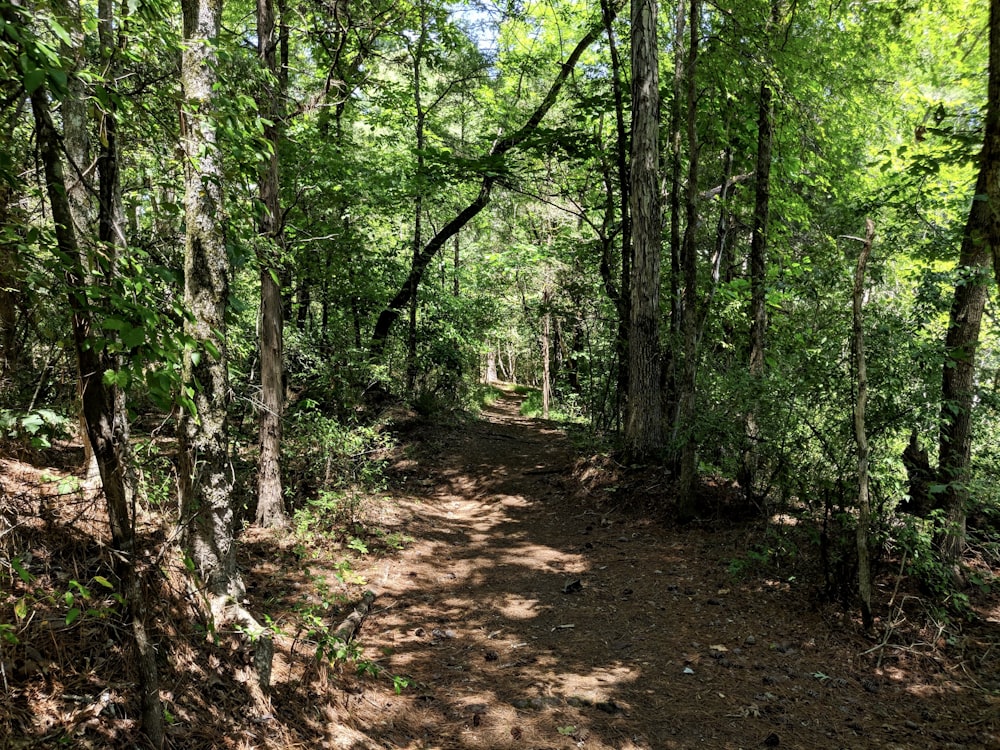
[337,392,999,750]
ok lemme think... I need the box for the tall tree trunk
[664,0,686,441]
[624,0,663,461]
[30,81,164,749]
[741,54,775,503]
[180,0,236,607]
[541,287,551,419]
[407,1,427,394]
[936,0,1000,565]
[370,3,624,352]
[255,0,287,528]
[675,0,700,516]
[600,0,631,426]
[852,219,875,631]
[97,0,164,738]
[56,0,100,481]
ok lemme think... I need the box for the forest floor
[2,388,1000,749]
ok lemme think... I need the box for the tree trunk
[255,0,287,528]
[56,0,100,482]
[741,60,775,503]
[600,0,630,426]
[179,0,242,614]
[541,288,551,419]
[664,0,687,433]
[624,0,663,461]
[936,0,1000,565]
[30,81,164,750]
[407,2,427,394]
[852,219,875,631]
[675,0,700,516]
[370,3,624,352]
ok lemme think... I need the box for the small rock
[904,720,920,731]
[745,635,757,645]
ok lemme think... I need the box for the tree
[254,0,287,528]
[675,0,700,513]
[623,0,662,460]
[935,0,1000,565]
[369,2,624,353]
[26,48,165,750]
[741,0,779,502]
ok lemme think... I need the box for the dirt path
[335,393,999,750]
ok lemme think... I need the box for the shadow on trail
[292,393,998,750]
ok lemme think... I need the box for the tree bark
[179,0,275,693]
[541,287,551,419]
[179,0,242,613]
[936,0,1000,565]
[675,0,700,516]
[370,2,624,352]
[55,0,100,482]
[255,0,287,528]
[664,0,686,443]
[852,219,875,631]
[624,0,663,461]
[406,1,427,393]
[600,0,630,425]
[741,51,775,503]
[30,81,164,749]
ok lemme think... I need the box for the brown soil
[2,390,1000,749]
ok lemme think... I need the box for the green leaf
[93,576,114,589]
[14,598,28,619]
[11,557,32,583]
[121,325,146,348]
[24,68,45,94]
[101,317,129,331]
[348,537,369,555]
[47,69,67,95]
[64,591,75,606]
[65,607,81,626]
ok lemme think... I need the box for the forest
[2,0,1000,746]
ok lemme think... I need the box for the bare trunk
[664,0,687,432]
[936,0,1000,565]
[676,0,700,517]
[741,67,774,502]
[180,0,241,614]
[541,288,551,419]
[30,79,164,748]
[852,220,875,631]
[407,5,427,394]
[624,0,663,461]
[600,0,631,424]
[255,0,286,528]
[56,0,100,482]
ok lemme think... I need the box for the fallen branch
[335,589,378,643]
